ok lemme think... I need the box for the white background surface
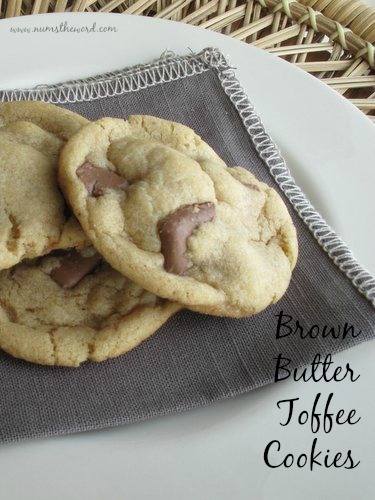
[0,13,374,500]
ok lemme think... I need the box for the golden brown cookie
[59,115,298,318]
[0,247,180,367]
[0,100,87,140]
[0,101,89,270]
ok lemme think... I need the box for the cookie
[0,100,87,140]
[59,115,298,317]
[0,101,89,270]
[0,247,180,367]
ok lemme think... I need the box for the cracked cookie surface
[0,101,89,270]
[0,249,180,367]
[59,115,298,317]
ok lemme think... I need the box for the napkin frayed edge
[1,47,374,307]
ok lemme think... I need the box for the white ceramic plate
[0,13,374,500]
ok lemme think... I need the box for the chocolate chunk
[158,202,216,275]
[50,249,101,289]
[243,182,260,192]
[76,162,128,197]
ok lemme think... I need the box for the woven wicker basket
[1,0,375,121]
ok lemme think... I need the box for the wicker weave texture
[1,0,374,120]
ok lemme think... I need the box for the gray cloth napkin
[0,49,374,444]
